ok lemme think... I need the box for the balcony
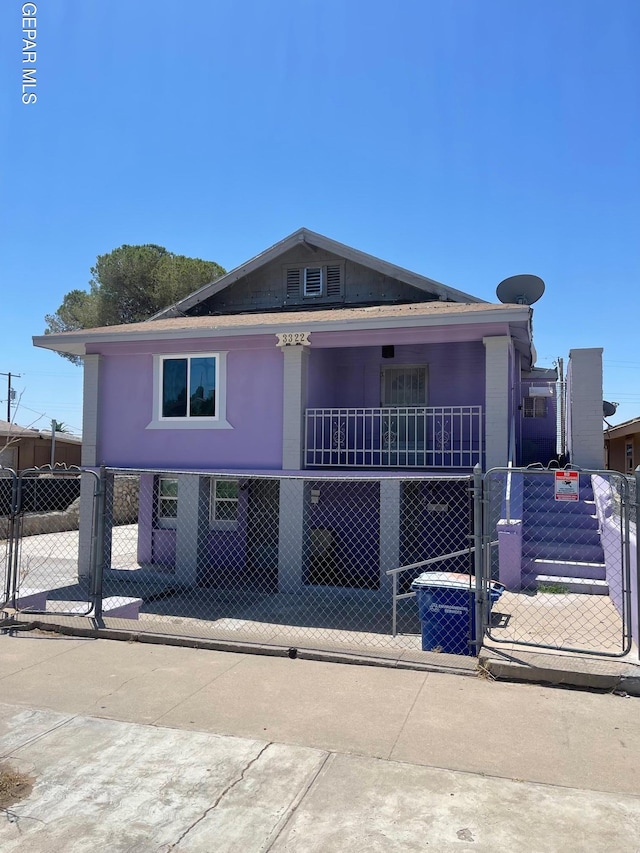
[304,406,483,469]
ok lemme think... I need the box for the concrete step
[534,574,609,595]
[522,510,599,530]
[522,541,604,562]
[522,498,596,515]
[46,596,142,619]
[524,558,607,580]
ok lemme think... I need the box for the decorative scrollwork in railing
[332,422,346,450]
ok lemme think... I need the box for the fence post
[473,463,485,655]
[634,467,640,653]
[91,467,106,620]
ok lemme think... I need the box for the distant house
[0,420,82,471]
[605,417,640,475]
[32,229,604,590]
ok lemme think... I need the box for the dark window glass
[162,359,188,418]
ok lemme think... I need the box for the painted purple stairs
[521,475,607,595]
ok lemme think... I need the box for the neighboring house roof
[151,228,487,319]
[33,302,532,358]
[604,417,640,440]
[0,420,81,444]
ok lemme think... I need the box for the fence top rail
[103,466,476,483]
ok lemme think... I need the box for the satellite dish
[496,274,545,305]
[603,401,618,418]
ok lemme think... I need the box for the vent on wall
[326,265,342,297]
[287,268,301,297]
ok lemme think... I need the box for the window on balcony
[381,366,428,406]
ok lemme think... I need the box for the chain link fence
[2,463,639,670]
[0,467,99,615]
[484,467,634,657]
[98,469,478,661]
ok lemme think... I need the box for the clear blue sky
[1,0,638,435]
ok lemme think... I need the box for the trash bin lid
[411,572,476,591]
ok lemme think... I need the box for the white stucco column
[567,348,604,469]
[78,354,101,579]
[379,479,400,598]
[483,336,511,472]
[175,474,203,587]
[281,344,309,470]
[278,478,305,592]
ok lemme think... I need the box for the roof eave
[33,305,531,355]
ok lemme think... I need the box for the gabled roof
[152,228,487,319]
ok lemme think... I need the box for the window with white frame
[523,397,548,418]
[210,479,239,526]
[381,366,428,406]
[148,352,231,431]
[157,477,178,524]
[161,354,217,419]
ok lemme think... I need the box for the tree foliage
[44,244,225,364]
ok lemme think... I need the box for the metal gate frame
[480,465,635,658]
[1,466,102,617]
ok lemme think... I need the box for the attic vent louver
[326,264,342,297]
[304,267,323,296]
[286,268,301,297]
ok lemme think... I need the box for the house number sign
[276,331,310,347]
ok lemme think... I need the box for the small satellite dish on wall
[496,274,545,305]
[603,401,618,418]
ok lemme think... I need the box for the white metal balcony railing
[305,406,483,469]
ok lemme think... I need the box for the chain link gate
[481,466,634,658]
[0,466,101,617]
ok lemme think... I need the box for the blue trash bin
[410,572,504,656]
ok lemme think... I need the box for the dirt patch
[0,762,34,809]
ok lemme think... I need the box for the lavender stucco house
[33,230,604,594]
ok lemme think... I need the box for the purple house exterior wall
[88,322,510,472]
[307,340,486,409]
[90,338,284,470]
[520,377,558,466]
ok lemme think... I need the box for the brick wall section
[483,336,511,471]
[568,348,604,469]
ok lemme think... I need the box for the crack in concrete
[386,670,430,761]
[0,713,76,761]
[165,741,273,851]
[260,751,332,853]
[91,666,163,708]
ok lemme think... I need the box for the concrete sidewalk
[1,631,639,851]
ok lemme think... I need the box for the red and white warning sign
[554,470,579,501]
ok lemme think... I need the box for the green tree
[44,244,225,363]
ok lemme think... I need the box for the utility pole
[0,372,21,422]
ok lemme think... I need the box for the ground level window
[161,354,217,419]
[157,477,178,522]
[210,479,239,525]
